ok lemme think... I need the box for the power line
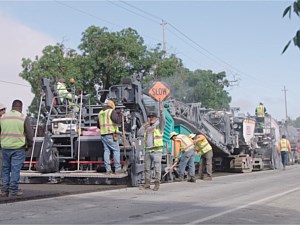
[54,0,121,28]
[53,0,161,44]
[0,79,30,87]
[108,0,160,24]
[114,1,241,80]
[119,0,162,22]
[114,1,272,86]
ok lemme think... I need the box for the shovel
[161,161,178,179]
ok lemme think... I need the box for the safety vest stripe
[1,133,25,138]
[102,124,116,127]
[154,136,163,139]
[1,116,25,121]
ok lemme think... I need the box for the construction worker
[255,102,267,132]
[0,103,6,187]
[97,99,123,175]
[195,134,213,180]
[0,100,34,197]
[137,108,165,191]
[56,78,79,112]
[277,134,291,170]
[170,132,196,182]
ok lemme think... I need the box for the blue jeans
[101,135,121,172]
[0,149,3,185]
[280,151,288,168]
[1,149,25,194]
[178,149,195,178]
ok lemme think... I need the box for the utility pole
[283,86,288,121]
[161,19,167,58]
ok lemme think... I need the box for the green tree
[290,116,300,128]
[20,26,181,114]
[282,0,300,53]
[163,69,231,110]
[20,44,83,115]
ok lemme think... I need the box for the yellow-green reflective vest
[98,109,119,135]
[279,139,289,151]
[195,139,212,155]
[0,110,26,149]
[175,134,194,152]
[256,105,265,117]
[144,126,163,152]
[57,82,73,104]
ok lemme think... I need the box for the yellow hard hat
[170,132,178,139]
[189,133,196,139]
[106,100,115,110]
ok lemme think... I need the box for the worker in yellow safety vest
[277,134,291,170]
[137,108,165,191]
[97,99,123,175]
[255,102,267,132]
[0,103,6,188]
[56,78,79,112]
[195,134,213,180]
[170,132,196,182]
[0,100,33,197]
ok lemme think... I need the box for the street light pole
[283,86,288,121]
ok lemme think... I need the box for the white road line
[188,186,300,224]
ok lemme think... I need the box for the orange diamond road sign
[148,81,170,102]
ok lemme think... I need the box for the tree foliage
[163,69,231,110]
[19,25,231,115]
[290,116,300,128]
[282,0,300,53]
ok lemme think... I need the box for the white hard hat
[0,103,6,110]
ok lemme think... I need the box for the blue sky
[0,0,299,121]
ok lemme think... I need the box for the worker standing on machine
[255,102,267,133]
[97,100,123,175]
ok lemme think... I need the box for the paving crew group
[97,98,214,191]
[137,109,213,191]
[0,93,293,195]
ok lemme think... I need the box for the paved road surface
[0,166,299,224]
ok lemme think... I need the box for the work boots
[175,176,185,182]
[143,179,151,190]
[188,176,196,183]
[153,181,160,191]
